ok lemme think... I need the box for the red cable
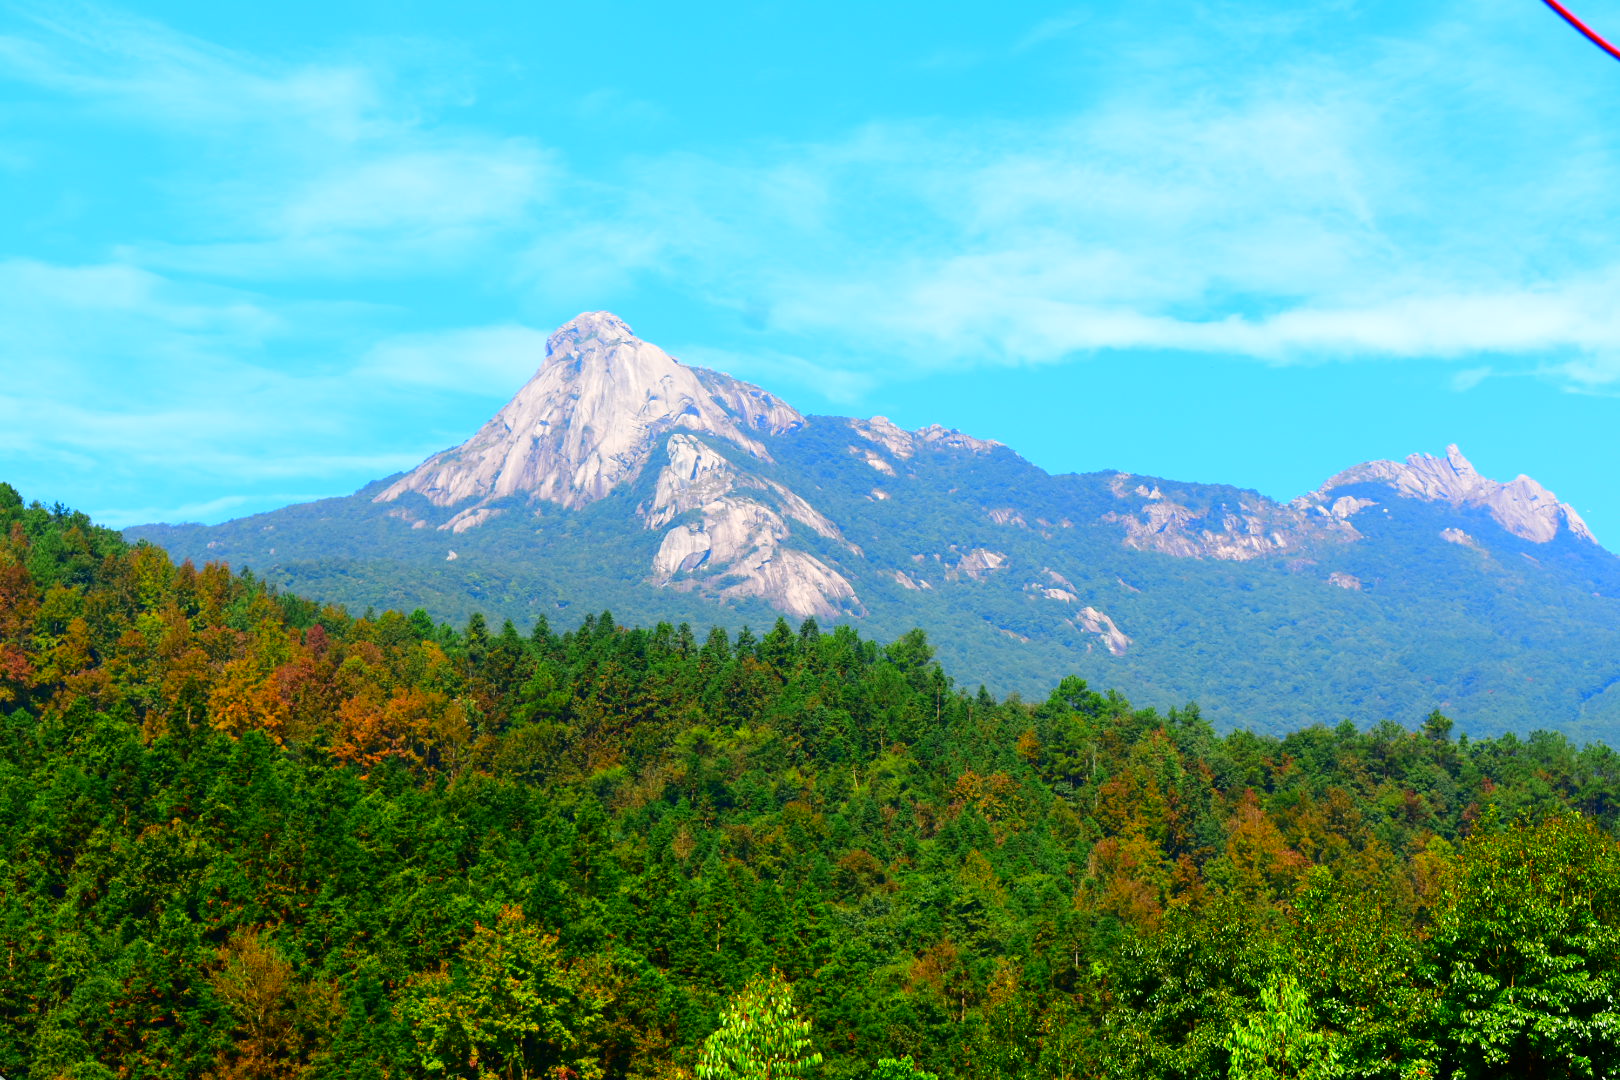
[1541,0,1620,62]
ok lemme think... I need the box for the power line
[1541,0,1620,62]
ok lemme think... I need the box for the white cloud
[0,1,382,138]
[524,30,1620,387]
[1,2,551,277]
[278,141,550,236]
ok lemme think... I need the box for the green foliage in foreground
[697,971,821,1080]
[3,484,1620,1079]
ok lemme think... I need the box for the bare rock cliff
[376,312,803,512]
[1102,475,1357,561]
[1305,444,1596,545]
[642,434,858,620]
[374,312,858,619]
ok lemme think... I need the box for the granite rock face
[1304,444,1596,545]
[1074,606,1131,656]
[376,313,861,619]
[361,312,1603,637]
[1102,475,1358,561]
[641,434,857,619]
[376,312,803,513]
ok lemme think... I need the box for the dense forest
[4,481,1620,1079]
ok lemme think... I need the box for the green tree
[1430,813,1620,1078]
[400,905,606,1080]
[696,971,822,1080]
[870,1057,939,1080]
[1225,974,1341,1079]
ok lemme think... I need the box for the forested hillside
[5,482,1620,1079]
[131,315,1620,740]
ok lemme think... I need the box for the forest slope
[129,314,1620,740]
[6,483,1620,1078]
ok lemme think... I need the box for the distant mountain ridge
[130,312,1620,739]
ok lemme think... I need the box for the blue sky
[3,0,1618,541]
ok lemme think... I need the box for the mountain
[129,312,1620,738]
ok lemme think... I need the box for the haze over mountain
[131,313,1620,739]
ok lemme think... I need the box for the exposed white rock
[440,507,504,534]
[644,434,736,529]
[846,417,1001,459]
[863,452,896,476]
[893,570,931,590]
[650,496,857,619]
[1106,474,1357,561]
[1042,587,1078,602]
[446,550,459,561]
[1309,444,1596,545]
[915,424,1001,453]
[853,416,916,459]
[1045,568,1076,591]
[1073,607,1131,656]
[1327,571,1362,590]
[640,435,857,617]
[653,523,713,576]
[377,312,803,514]
[987,507,1027,527]
[1329,496,1376,520]
[1441,527,1482,549]
[955,548,1008,578]
[643,434,844,544]
[870,489,890,501]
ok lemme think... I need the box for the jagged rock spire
[1312,444,1596,545]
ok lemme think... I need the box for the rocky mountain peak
[545,310,635,355]
[376,312,804,514]
[1309,444,1596,545]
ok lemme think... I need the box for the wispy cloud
[0,0,382,136]
[2,0,1618,528]
[1,1,551,277]
[518,7,1620,388]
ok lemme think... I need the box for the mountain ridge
[127,312,1620,738]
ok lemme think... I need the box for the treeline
[1,482,1619,1079]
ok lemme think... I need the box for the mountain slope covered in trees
[7,484,1620,1078]
[129,314,1620,741]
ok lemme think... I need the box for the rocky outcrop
[847,417,1002,463]
[1327,571,1362,591]
[650,497,858,619]
[1073,607,1131,656]
[1103,475,1356,561]
[954,548,1008,579]
[643,434,857,619]
[1305,444,1596,545]
[1441,527,1482,550]
[375,313,861,620]
[916,424,1001,454]
[440,507,503,534]
[376,312,802,514]
[852,416,916,459]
